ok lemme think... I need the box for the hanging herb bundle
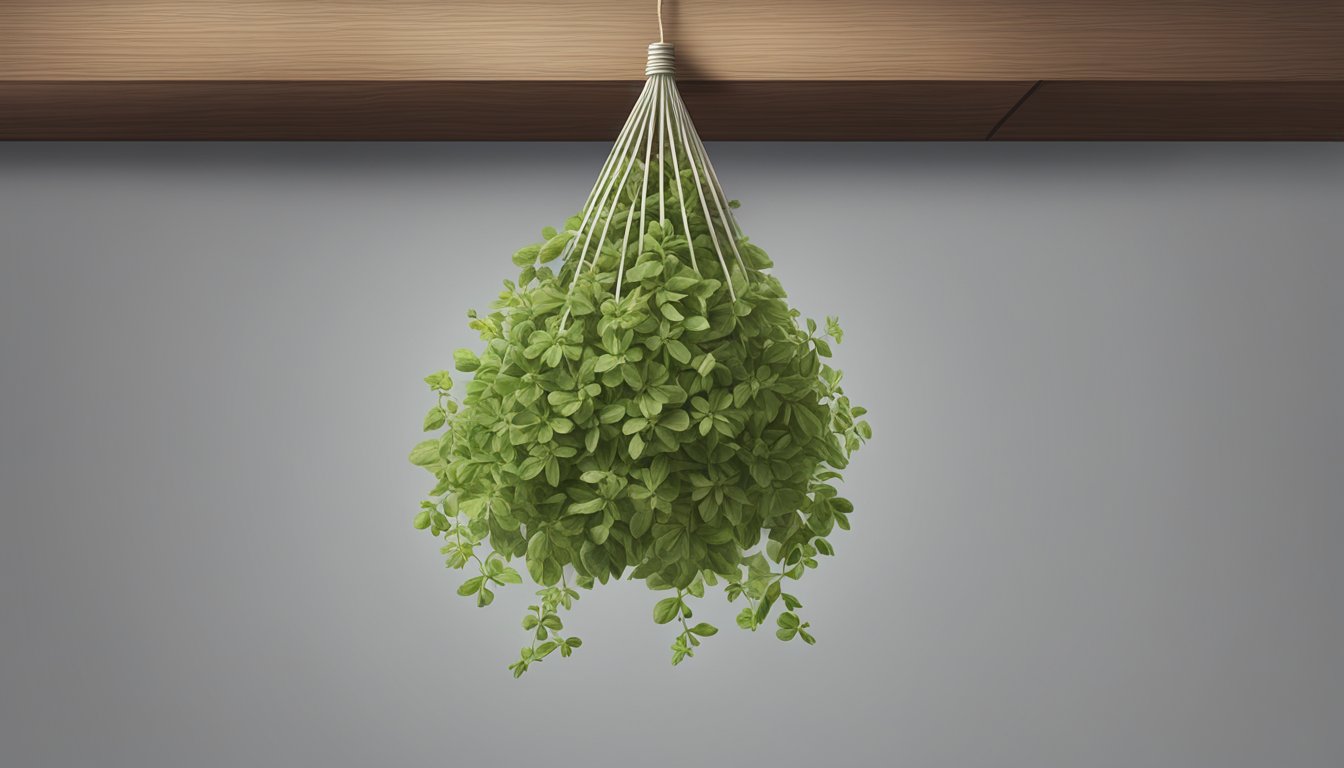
[409,43,870,676]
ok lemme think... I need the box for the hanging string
[559,13,760,329]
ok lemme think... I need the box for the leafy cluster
[410,156,870,675]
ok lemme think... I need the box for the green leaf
[629,506,653,537]
[754,595,774,625]
[408,440,441,467]
[666,339,692,364]
[683,316,710,332]
[458,576,483,596]
[696,353,717,378]
[453,348,480,372]
[567,498,605,516]
[518,455,545,480]
[825,315,844,343]
[689,622,718,637]
[423,371,452,391]
[569,291,596,317]
[539,231,575,263]
[422,406,447,431]
[527,530,550,562]
[626,259,664,282]
[512,244,540,266]
[660,409,690,432]
[653,596,681,625]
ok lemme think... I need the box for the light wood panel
[3,1,1341,81]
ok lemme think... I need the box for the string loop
[645,42,675,77]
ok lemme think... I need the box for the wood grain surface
[4,0,1341,80]
[1,1,1340,140]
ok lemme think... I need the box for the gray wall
[1,142,1341,768]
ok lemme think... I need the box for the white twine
[558,27,750,330]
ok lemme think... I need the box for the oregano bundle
[409,44,870,676]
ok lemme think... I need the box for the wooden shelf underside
[2,1,1340,141]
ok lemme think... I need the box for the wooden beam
[0,81,1036,141]
[1,1,1340,141]
[994,82,1344,141]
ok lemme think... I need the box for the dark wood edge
[993,80,1344,141]
[0,80,1027,140]
[1,80,1339,140]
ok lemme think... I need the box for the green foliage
[410,154,870,675]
